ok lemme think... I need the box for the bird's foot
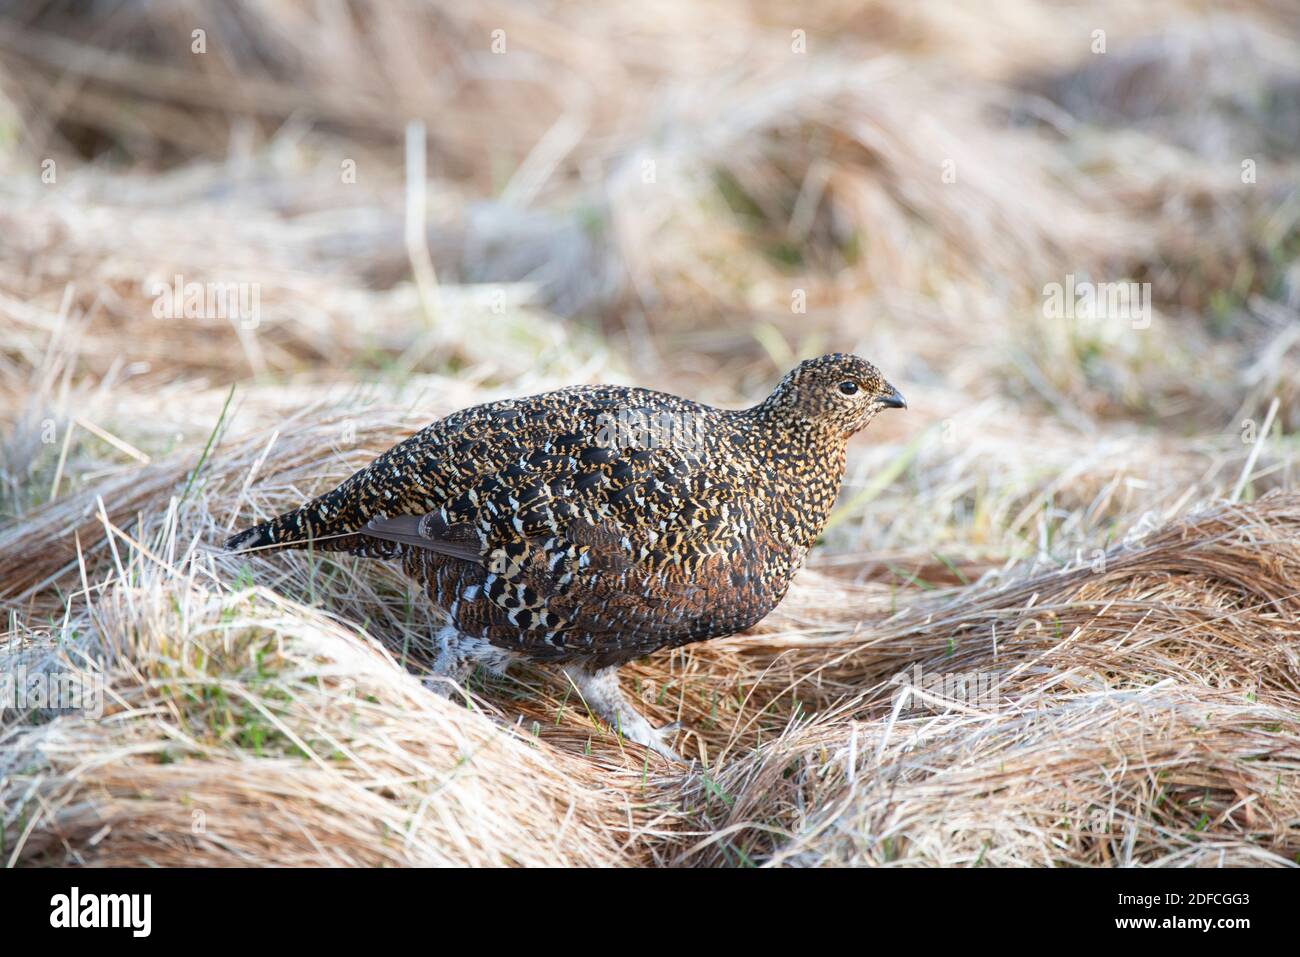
[612,710,683,763]
[421,672,467,700]
[562,664,684,763]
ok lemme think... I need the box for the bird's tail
[225,453,397,554]
[225,502,350,553]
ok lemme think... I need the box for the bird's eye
[838,380,859,396]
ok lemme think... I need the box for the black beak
[878,386,907,410]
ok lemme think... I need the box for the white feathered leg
[562,664,681,761]
[424,624,516,696]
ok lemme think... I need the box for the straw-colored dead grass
[3,577,644,867]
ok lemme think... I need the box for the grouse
[226,353,906,758]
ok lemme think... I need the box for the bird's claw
[613,716,684,763]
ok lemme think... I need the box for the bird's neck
[731,404,849,551]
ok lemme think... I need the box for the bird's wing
[225,387,664,553]
[360,513,484,564]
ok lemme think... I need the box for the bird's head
[760,353,906,437]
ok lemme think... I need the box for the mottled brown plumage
[227,353,905,757]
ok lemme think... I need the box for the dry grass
[2,0,1299,866]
